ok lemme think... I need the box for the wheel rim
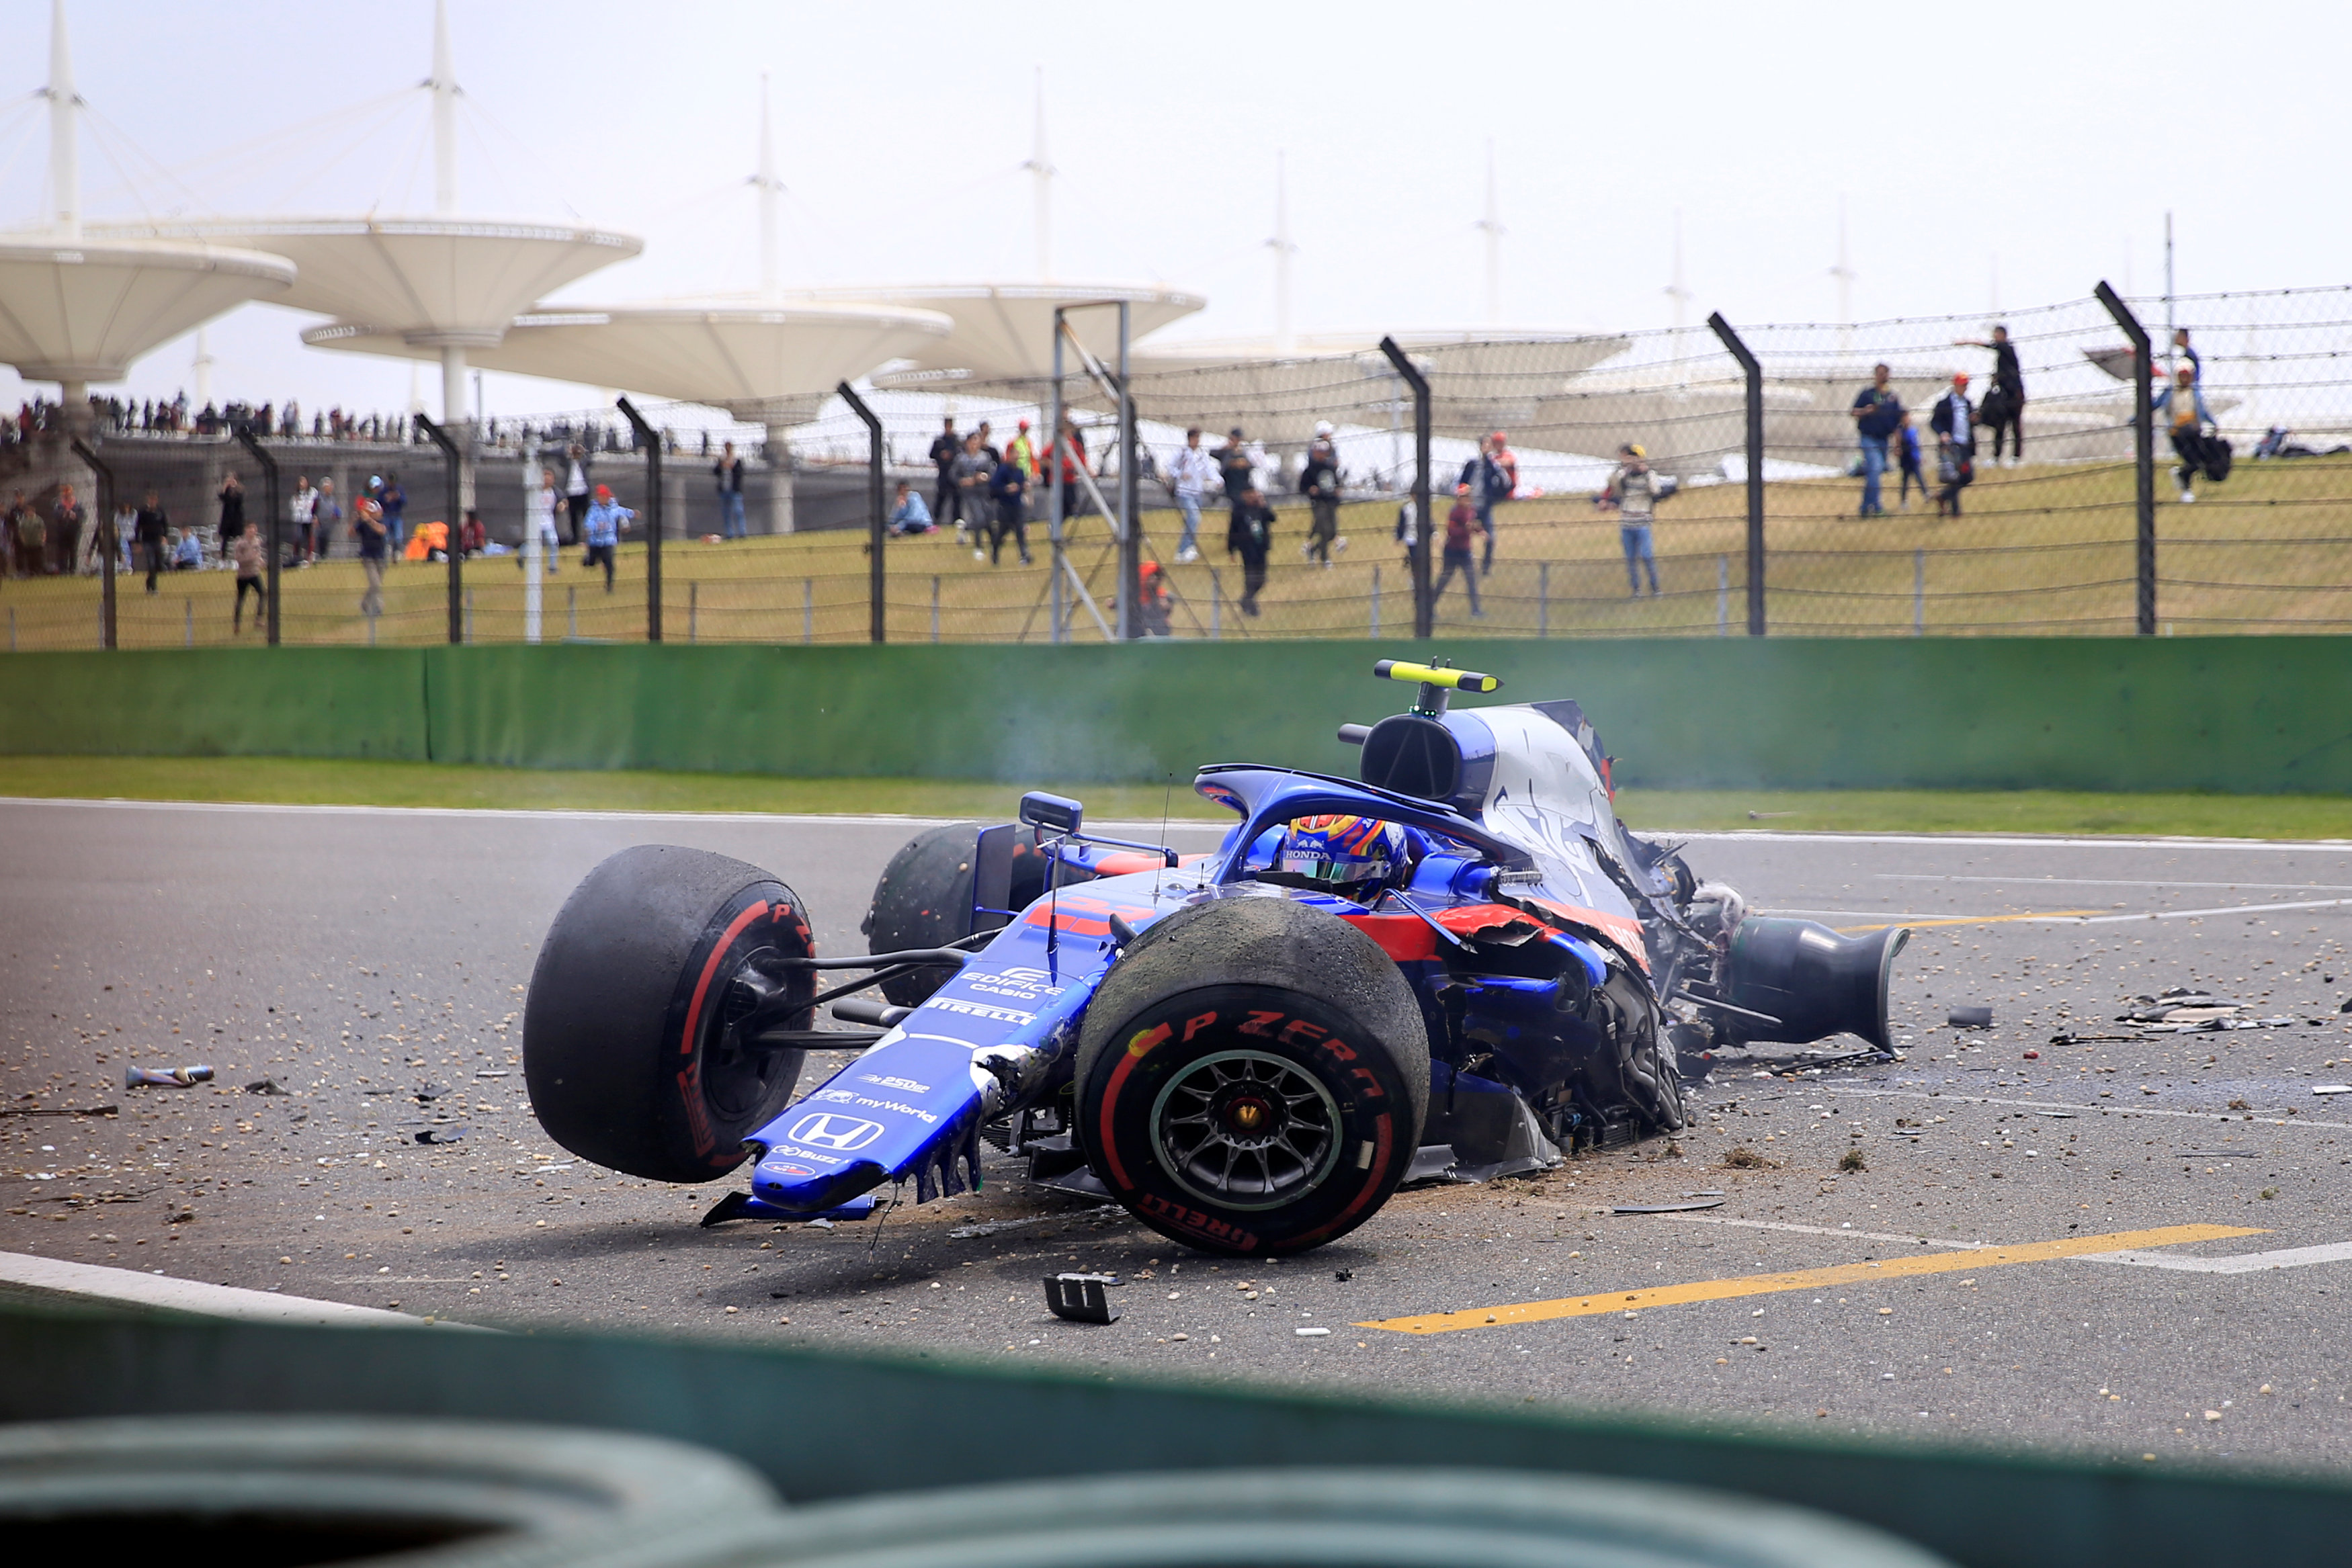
[1149,1049,1343,1212]
[702,943,798,1121]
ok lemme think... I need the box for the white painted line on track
[0,1250,483,1328]
[1822,1084,2352,1133]
[2081,1239,2352,1274]
[1878,874,2352,892]
[1665,830,2352,852]
[0,797,1228,833]
[1656,1214,1988,1250]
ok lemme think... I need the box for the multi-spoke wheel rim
[704,943,798,1119]
[1149,1049,1341,1212]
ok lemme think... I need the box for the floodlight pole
[412,413,465,644]
[616,398,663,643]
[229,423,282,645]
[1707,312,1767,636]
[2096,281,2158,635]
[69,436,117,649]
[1377,336,1433,639]
[838,381,888,644]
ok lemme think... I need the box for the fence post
[836,382,888,644]
[1050,309,1067,645]
[1913,549,1925,636]
[412,412,464,645]
[1716,554,1728,635]
[69,435,116,649]
[1377,336,1433,639]
[689,580,698,644]
[1116,299,1140,640]
[1370,564,1380,638]
[1707,312,1766,636]
[2095,281,2157,634]
[930,576,940,643]
[802,579,812,644]
[1209,567,1222,640]
[1538,561,1550,638]
[228,423,280,644]
[615,398,662,642]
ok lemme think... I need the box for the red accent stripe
[1294,1110,1396,1248]
[1097,1021,1170,1190]
[682,900,772,1058]
[1338,912,1439,962]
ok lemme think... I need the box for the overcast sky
[2,0,2345,419]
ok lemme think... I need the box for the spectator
[1165,427,1217,564]
[134,490,169,593]
[1894,411,1927,511]
[953,433,993,558]
[10,489,43,576]
[110,500,136,573]
[231,523,265,632]
[1601,443,1661,597]
[526,467,561,570]
[1456,433,1515,574]
[1431,494,1485,617]
[288,476,317,562]
[217,472,247,556]
[1929,374,1976,464]
[355,496,387,617]
[1485,431,1519,572]
[1955,324,2025,466]
[1299,421,1345,566]
[2173,326,2201,383]
[1136,560,1172,638]
[172,527,203,571]
[2152,363,2216,504]
[563,444,592,544]
[1226,484,1275,617]
[974,421,1001,465]
[1216,426,1255,553]
[310,478,341,563]
[1042,417,1092,527]
[50,483,85,576]
[714,441,747,539]
[987,447,1032,566]
[929,418,964,542]
[378,475,406,552]
[1849,363,1903,518]
[460,509,487,558]
[1007,419,1039,482]
[1933,434,1974,519]
[583,483,633,590]
[886,480,935,536]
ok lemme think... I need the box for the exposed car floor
[5,797,2351,1463]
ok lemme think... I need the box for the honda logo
[786,1113,884,1152]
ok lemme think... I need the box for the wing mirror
[1019,791,1085,835]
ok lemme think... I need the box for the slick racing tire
[526,844,814,1183]
[1074,896,1429,1256]
[864,822,1052,1006]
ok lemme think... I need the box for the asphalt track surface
[6,797,2352,1465]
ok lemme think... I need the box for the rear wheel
[1074,897,1428,1256]
[863,822,1054,1005]
[524,845,813,1183]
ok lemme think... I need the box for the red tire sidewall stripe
[675,898,772,1158]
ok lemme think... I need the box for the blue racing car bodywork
[526,661,1908,1256]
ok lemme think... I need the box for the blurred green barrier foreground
[3,1305,2349,1567]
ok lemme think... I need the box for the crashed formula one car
[524,661,1908,1256]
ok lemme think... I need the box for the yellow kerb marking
[1835,910,2101,934]
[1357,1224,2264,1336]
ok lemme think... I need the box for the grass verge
[1,755,2347,840]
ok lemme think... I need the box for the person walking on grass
[953,433,993,560]
[1227,484,1275,617]
[217,472,247,557]
[563,444,591,545]
[1165,427,1218,563]
[988,447,1031,565]
[2153,363,2216,504]
[310,478,341,563]
[13,489,46,576]
[583,484,633,590]
[355,497,387,618]
[1430,494,1485,618]
[1300,421,1345,566]
[1601,443,1662,597]
[929,418,964,543]
[1955,324,2025,465]
[49,483,84,578]
[134,490,169,593]
[1894,411,1928,510]
[1849,363,1903,517]
[289,476,317,562]
[713,441,747,539]
[230,521,265,632]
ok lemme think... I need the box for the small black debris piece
[413,1127,464,1145]
[1947,1006,1994,1030]
[1045,1273,1122,1324]
[243,1078,290,1096]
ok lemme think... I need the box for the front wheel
[1073,897,1429,1256]
[524,845,814,1183]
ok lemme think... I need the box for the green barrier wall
[0,648,429,761]
[7,639,2351,794]
[1,1308,2346,1568]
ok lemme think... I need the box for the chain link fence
[5,285,2349,650]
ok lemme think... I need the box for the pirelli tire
[1073,896,1429,1257]
[525,845,814,1184]
[863,822,1053,1006]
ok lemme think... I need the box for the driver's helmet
[1277,814,1410,891]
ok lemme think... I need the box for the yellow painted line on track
[1834,909,2101,933]
[1357,1224,2265,1336]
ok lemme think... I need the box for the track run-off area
[5,797,2351,1463]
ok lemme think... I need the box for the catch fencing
[5,284,2349,650]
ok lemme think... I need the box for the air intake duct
[1720,918,1909,1051]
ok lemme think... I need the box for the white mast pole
[46,0,79,241]
[1022,68,1052,279]
[1476,140,1502,328]
[756,71,781,300]
[1269,151,1295,354]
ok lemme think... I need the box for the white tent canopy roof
[303,299,952,416]
[0,234,295,383]
[837,281,1204,382]
[91,216,641,344]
